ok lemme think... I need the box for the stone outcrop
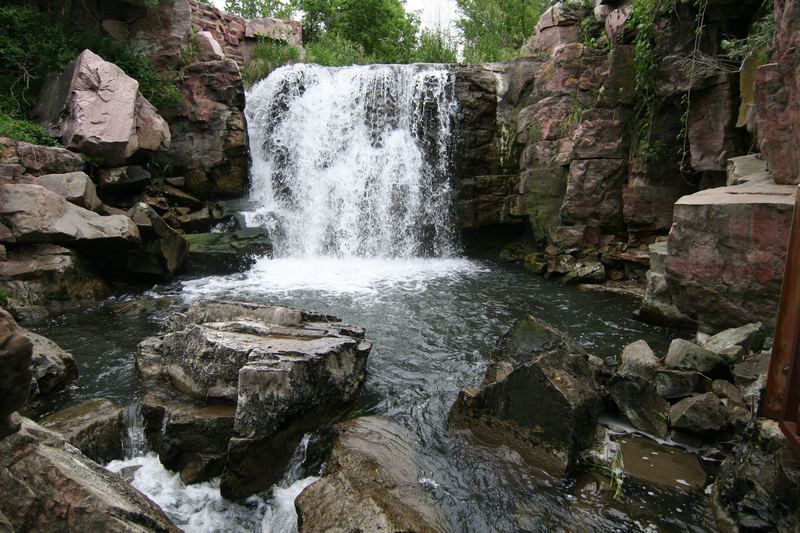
[0,137,84,181]
[296,417,450,533]
[450,315,602,475]
[0,244,109,322]
[39,399,124,463]
[0,184,140,248]
[182,228,272,274]
[0,418,177,532]
[0,308,32,440]
[34,50,170,167]
[35,172,102,212]
[136,300,372,499]
[125,203,189,279]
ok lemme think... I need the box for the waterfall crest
[245,64,458,259]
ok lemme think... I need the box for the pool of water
[29,257,713,532]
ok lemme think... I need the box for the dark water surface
[30,258,712,532]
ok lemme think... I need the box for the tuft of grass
[0,113,58,145]
[243,38,302,86]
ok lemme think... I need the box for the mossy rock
[182,229,272,275]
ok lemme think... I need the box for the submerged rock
[39,399,124,463]
[136,300,372,499]
[450,315,602,476]
[296,416,450,533]
[0,418,177,532]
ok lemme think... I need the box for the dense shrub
[243,38,302,85]
[0,113,58,146]
[305,33,374,66]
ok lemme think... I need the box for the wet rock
[296,416,449,533]
[639,241,694,328]
[35,172,102,212]
[0,184,140,247]
[0,308,33,440]
[664,183,795,332]
[712,419,800,532]
[0,418,178,532]
[124,203,188,279]
[669,393,732,436]
[141,386,234,484]
[450,316,602,476]
[665,339,727,376]
[182,229,273,275]
[0,137,84,179]
[39,399,124,463]
[619,340,658,371]
[0,244,109,322]
[655,369,702,400]
[711,379,745,406]
[136,300,372,498]
[96,166,151,195]
[609,374,670,438]
[703,322,766,359]
[23,329,78,399]
[33,50,170,166]
[563,261,606,284]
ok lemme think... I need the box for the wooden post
[764,186,800,419]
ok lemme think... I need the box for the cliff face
[454,0,794,332]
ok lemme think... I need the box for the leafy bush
[0,113,58,145]
[243,38,302,85]
[721,0,774,63]
[306,33,374,66]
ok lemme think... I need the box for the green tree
[412,29,458,63]
[456,0,554,63]
[224,0,294,18]
[294,0,420,64]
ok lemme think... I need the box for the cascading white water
[244,63,459,259]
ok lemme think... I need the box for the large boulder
[35,172,102,212]
[0,184,140,248]
[296,417,449,533]
[450,315,602,476]
[33,50,170,167]
[23,329,78,399]
[136,300,372,499]
[0,137,84,181]
[0,418,178,532]
[0,244,109,322]
[664,182,795,332]
[39,399,124,463]
[0,308,33,440]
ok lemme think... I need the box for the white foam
[182,256,484,298]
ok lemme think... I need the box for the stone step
[726,154,771,186]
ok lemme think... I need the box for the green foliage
[296,0,420,64]
[456,0,554,63]
[0,289,12,307]
[243,38,302,85]
[721,0,774,63]
[412,29,458,64]
[224,0,294,18]
[0,4,182,123]
[579,10,609,50]
[305,33,373,66]
[0,113,58,145]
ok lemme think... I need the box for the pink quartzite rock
[665,183,796,332]
[0,137,84,181]
[33,50,170,167]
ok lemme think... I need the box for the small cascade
[244,63,459,259]
[122,400,148,458]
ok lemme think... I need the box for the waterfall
[244,63,459,259]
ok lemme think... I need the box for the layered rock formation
[136,300,372,498]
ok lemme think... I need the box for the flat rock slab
[39,399,123,463]
[136,300,372,499]
[616,435,707,492]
